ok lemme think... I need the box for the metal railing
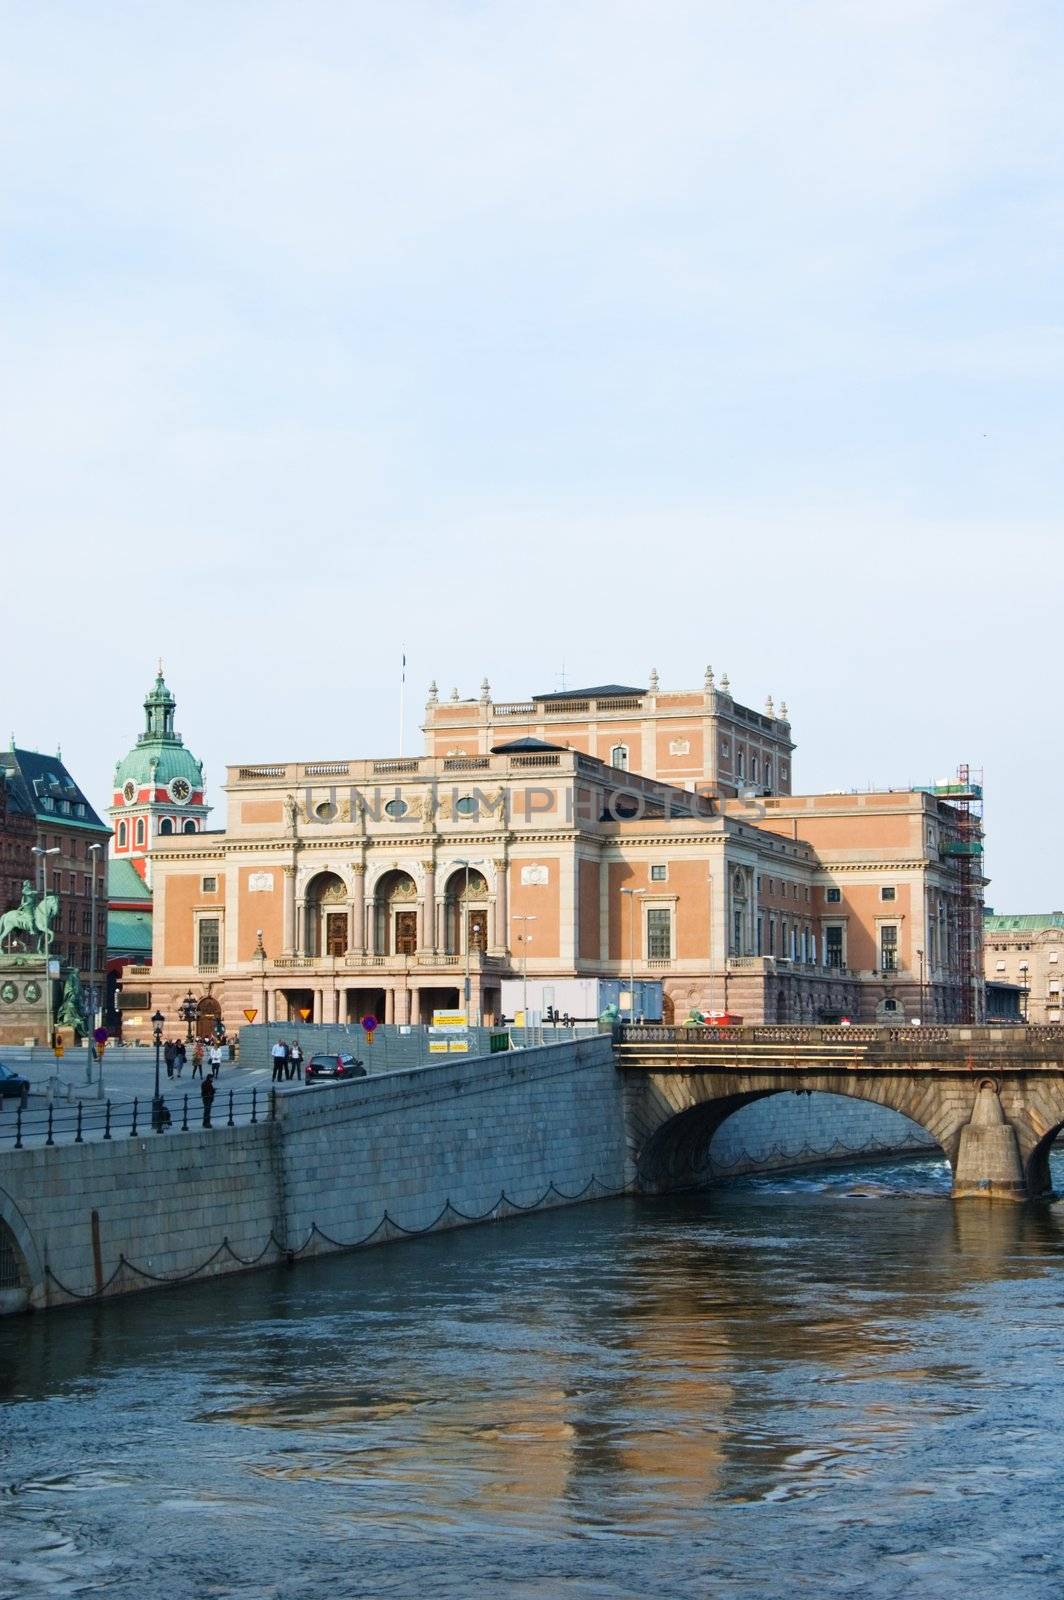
[0,1087,280,1150]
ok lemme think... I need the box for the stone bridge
[617,1024,1064,1200]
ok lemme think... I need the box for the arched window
[610,745,629,771]
[183,819,197,834]
[751,754,760,784]
[117,821,127,849]
[736,749,745,780]
[764,759,773,791]
[135,818,145,846]
[159,818,174,836]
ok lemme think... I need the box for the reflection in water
[3,1153,1064,1596]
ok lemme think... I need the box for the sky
[2,1,1061,906]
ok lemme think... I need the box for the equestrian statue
[0,881,59,954]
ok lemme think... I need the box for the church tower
[110,668,209,884]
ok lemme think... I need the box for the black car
[0,1061,30,1109]
[305,1052,366,1083]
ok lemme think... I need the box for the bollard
[14,1104,22,1150]
[227,1089,234,1128]
[129,1097,139,1137]
[75,1102,83,1144]
[103,1100,112,1140]
[270,1087,277,1122]
[250,1087,257,1124]
[46,1105,54,1146]
[182,1094,189,1132]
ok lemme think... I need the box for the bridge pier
[952,1081,1026,1202]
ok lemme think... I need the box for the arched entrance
[443,867,490,956]
[197,994,223,1038]
[306,871,349,957]
[374,870,419,955]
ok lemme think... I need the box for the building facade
[143,674,984,1037]
[983,912,1064,1024]
[109,669,209,882]
[0,743,110,989]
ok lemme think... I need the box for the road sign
[93,1027,108,1044]
[361,1015,378,1033]
[243,1008,258,1023]
[298,1007,311,1021]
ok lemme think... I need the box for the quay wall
[0,1036,628,1313]
[708,1092,936,1176]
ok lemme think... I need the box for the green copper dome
[113,670,204,792]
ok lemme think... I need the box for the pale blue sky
[3,1,1061,905]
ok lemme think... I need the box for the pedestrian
[209,1043,222,1077]
[271,1039,287,1082]
[283,1039,294,1080]
[290,1041,303,1082]
[164,1039,176,1080]
[200,1073,216,1128]
[175,1041,186,1077]
[191,1040,204,1079]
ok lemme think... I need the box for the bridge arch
[0,1186,43,1313]
[630,1076,951,1192]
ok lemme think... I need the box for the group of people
[163,1038,225,1080]
[270,1039,304,1082]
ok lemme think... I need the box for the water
[3,1153,1064,1598]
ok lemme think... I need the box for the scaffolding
[922,765,984,1023]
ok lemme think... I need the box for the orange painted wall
[162,873,201,965]
[237,867,284,960]
[241,801,284,824]
[578,859,600,959]
[509,858,560,958]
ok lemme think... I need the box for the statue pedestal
[0,956,54,1046]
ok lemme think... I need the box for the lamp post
[31,845,60,1047]
[151,1008,166,1131]
[1019,962,1030,1023]
[620,888,646,1026]
[511,914,536,1036]
[179,988,199,1042]
[915,947,925,1024]
[87,842,103,1086]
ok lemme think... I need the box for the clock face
[123,781,137,805]
[168,777,192,805]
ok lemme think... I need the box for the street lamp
[87,842,103,1086]
[151,1008,166,1131]
[31,845,60,1047]
[179,988,199,1042]
[620,888,647,1026]
[915,947,925,1024]
[1019,962,1030,1024]
[511,914,536,1036]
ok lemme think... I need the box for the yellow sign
[432,1009,468,1030]
[298,1007,311,1021]
[54,1043,64,1059]
[429,1040,450,1054]
[243,1008,258,1023]
[448,1040,469,1053]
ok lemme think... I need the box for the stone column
[366,898,378,955]
[296,899,308,958]
[384,987,395,1024]
[283,867,296,956]
[332,987,340,1023]
[493,857,509,951]
[422,860,437,952]
[350,863,366,953]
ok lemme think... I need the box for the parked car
[0,1061,30,1109]
[305,1052,366,1083]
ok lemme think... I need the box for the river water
[3,1154,1064,1599]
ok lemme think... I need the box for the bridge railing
[615,1022,1064,1063]
[0,1087,279,1151]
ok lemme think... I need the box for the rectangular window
[646,908,671,959]
[881,886,896,902]
[202,876,217,894]
[649,864,667,883]
[769,919,776,955]
[197,918,220,966]
[826,886,841,903]
[880,925,898,972]
[825,926,844,969]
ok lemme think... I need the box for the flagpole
[398,649,406,756]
